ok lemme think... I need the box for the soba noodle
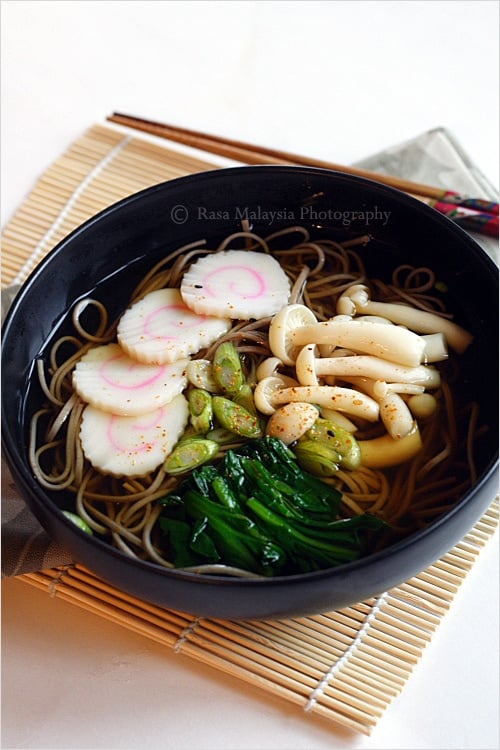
[28,226,483,572]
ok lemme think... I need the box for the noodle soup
[3,166,497,616]
[27,225,487,578]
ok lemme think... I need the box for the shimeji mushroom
[319,325,448,364]
[255,356,285,381]
[317,407,357,433]
[334,374,416,440]
[322,330,448,364]
[294,345,441,389]
[371,380,426,398]
[344,375,438,435]
[253,376,380,421]
[353,315,394,325]
[357,423,423,468]
[265,402,320,444]
[371,380,438,414]
[377,391,415,439]
[269,304,428,367]
[337,284,473,354]
[268,304,318,365]
[406,392,438,419]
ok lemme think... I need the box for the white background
[1,2,499,749]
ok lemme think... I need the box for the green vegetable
[212,342,245,396]
[189,517,220,560]
[293,440,341,477]
[233,382,258,415]
[158,437,387,575]
[206,427,242,444]
[164,438,219,475]
[183,489,286,573]
[63,510,93,535]
[212,396,263,438]
[299,419,362,471]
[211,474,240,510]
[188,388,213,433]
[435,280,448,293]
[246,498,377,568]
[241,437,341,515]
[190,464,219,495]
[160,517,204,567]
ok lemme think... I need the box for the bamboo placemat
[2,122,499,735]
[1,123,225,287]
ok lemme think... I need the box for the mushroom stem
[373,381,425,397]
[421,333,449,363]
[254,377,380,421]
[319,408,357,433]
[338,286,473,353]
[378,391,415,439]
[290,320,426,367]
[358,423,423,468]
[339,375,415,439]
[295,346,441,389]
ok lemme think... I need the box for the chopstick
[107,113,499,237]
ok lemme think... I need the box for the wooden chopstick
[106,112,499,237]
[107,112,456,200]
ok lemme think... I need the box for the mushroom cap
[269,304,317,365]
[337,284,370,314]
[407,392,438,419]
[255,356,284,381]
[253,374,298,415]
[265,402,319,444]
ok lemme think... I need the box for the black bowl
[2,166,498,619]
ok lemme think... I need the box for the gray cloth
[354,126,498,261]
[1,454,73,575]
[2,127,498,577]
[1,284,73,575]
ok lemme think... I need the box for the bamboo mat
[1,123,224,287]
[2,122,499,735]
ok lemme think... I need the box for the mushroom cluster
[254,285,473,470]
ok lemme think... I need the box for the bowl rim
[3,436,498,588]
[3,164,498,317]
[2,164,498,587]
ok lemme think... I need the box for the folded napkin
[2,126,498,577]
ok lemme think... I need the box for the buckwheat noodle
[28,226,484,572]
